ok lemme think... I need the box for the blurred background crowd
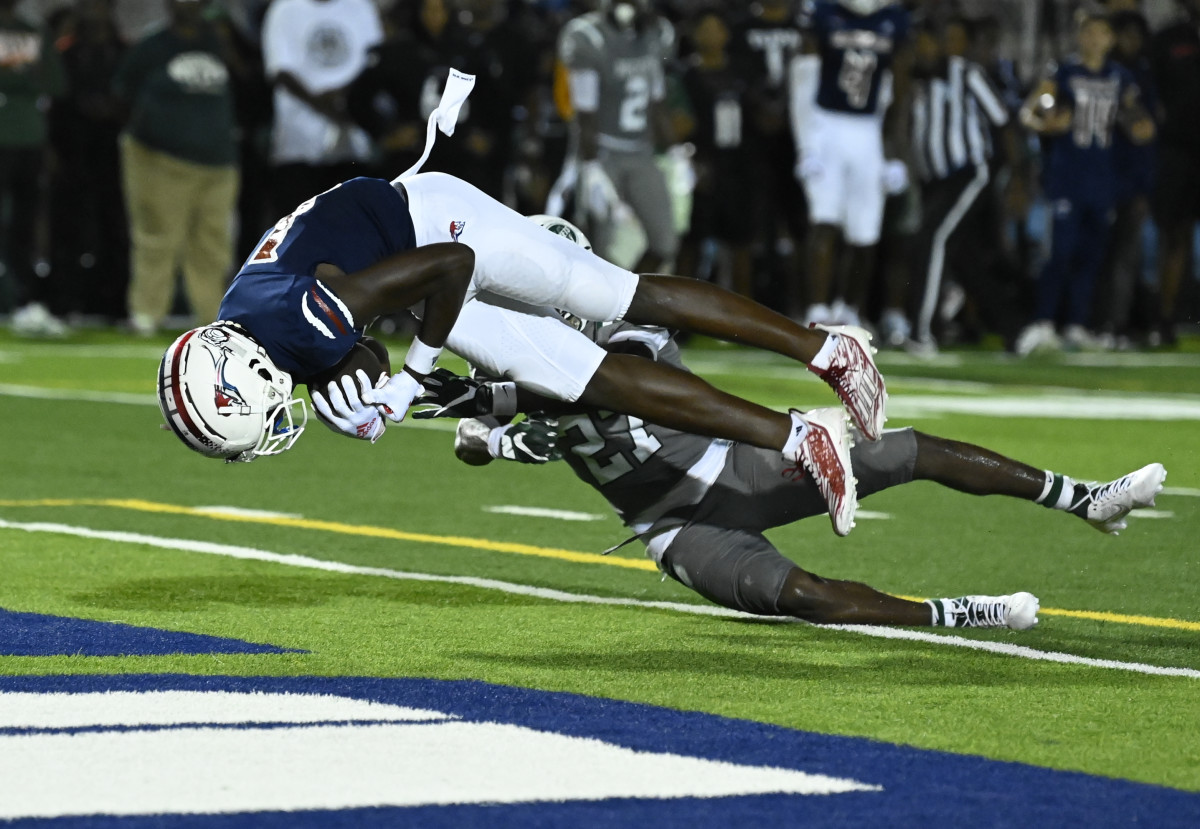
[1,0,1197,354]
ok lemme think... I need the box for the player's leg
[403,171,888,440]
[618,152,679,273]
[181,164,239,324]
[655,523,1035,628]
[911,431,1166,534]
[122,136,193,334]
[445,299,858,534]
[837,125,887,327]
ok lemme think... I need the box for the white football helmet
[839,0,895,15]
[527,213,593,251]
[157,322,307,463]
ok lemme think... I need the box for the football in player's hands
[305,339,390,395]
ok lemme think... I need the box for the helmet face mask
[158,323,307,463]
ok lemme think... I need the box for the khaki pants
[122,135,239,326]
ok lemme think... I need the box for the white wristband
[491,382,518,417]
[486,423,512,459]
[404,336,442,376]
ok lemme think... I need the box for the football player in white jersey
[791,0,913,327]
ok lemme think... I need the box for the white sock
[1035,472,1077,510]
[781,411,809,457]
[808,333,838,370]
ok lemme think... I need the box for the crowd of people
[1,0,1197,351]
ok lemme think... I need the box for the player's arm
[320,242,475,421]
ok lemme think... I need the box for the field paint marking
[0,497,653,571]
[856,510,892,520]
[0,385,463,432]
[3,498,1198,633]
[6,383,1200,423]
[193,506,304,520]
[484,506,608,522]
[1128,510,1174,520]
[1163,487,1200,497]
[1,518,1198,680]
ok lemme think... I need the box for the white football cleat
[929,592,1040,630]
[788,407,857,537]
[808,324,887,441]
[1070,463,1167,535]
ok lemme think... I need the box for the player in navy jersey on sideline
[1016,11,1155,355]
[428,317,1165,630]
[156,173,890,535]
[790,0,913,330]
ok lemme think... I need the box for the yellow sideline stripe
[0,498,658,572]
[4,498,1199,631]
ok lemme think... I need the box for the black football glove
[491,418,561,464]
[413,368,516,419]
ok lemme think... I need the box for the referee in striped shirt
[905,18,1027,351]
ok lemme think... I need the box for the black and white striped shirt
[910,56,1010,182]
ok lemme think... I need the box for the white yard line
[483,506,608,522]
[1,518,1196,680]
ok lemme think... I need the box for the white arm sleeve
[788,53,820,154]
[568,69,601,113]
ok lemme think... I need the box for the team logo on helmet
[212,352,252,415]
[449,220,466,242]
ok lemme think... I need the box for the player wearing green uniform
[557,0,678,271]
[430,319,1164,630]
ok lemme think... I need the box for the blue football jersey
[802,1,910,115]
[1042,57,1138,204]
[218,178,416,379]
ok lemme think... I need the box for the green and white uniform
[558,12,678,262]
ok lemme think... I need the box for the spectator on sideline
[1096,9,1157,348]
[260,0,382,217]
[48,0,128,324]
[677,9,755,298]
[1016,12,1155,355]
[113,0,241,336]
[728,0,805,314]
[1148,0,1200,346]
[0,0,67,336]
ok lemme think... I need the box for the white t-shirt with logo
[262,0,383,165]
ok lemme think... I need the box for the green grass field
[1,330,1198,804]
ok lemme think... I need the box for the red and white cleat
[808,324,887,441]
[787,407,858,537]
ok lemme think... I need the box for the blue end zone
[1,674,1196,828]
[0,609,305,656]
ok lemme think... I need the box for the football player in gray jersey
[557,0,679,271]
[420,319,1166,631]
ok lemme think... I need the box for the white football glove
[310,370,386,443]
[578,160,624,222]
[361,369,424,423]
[882,159,909,195]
